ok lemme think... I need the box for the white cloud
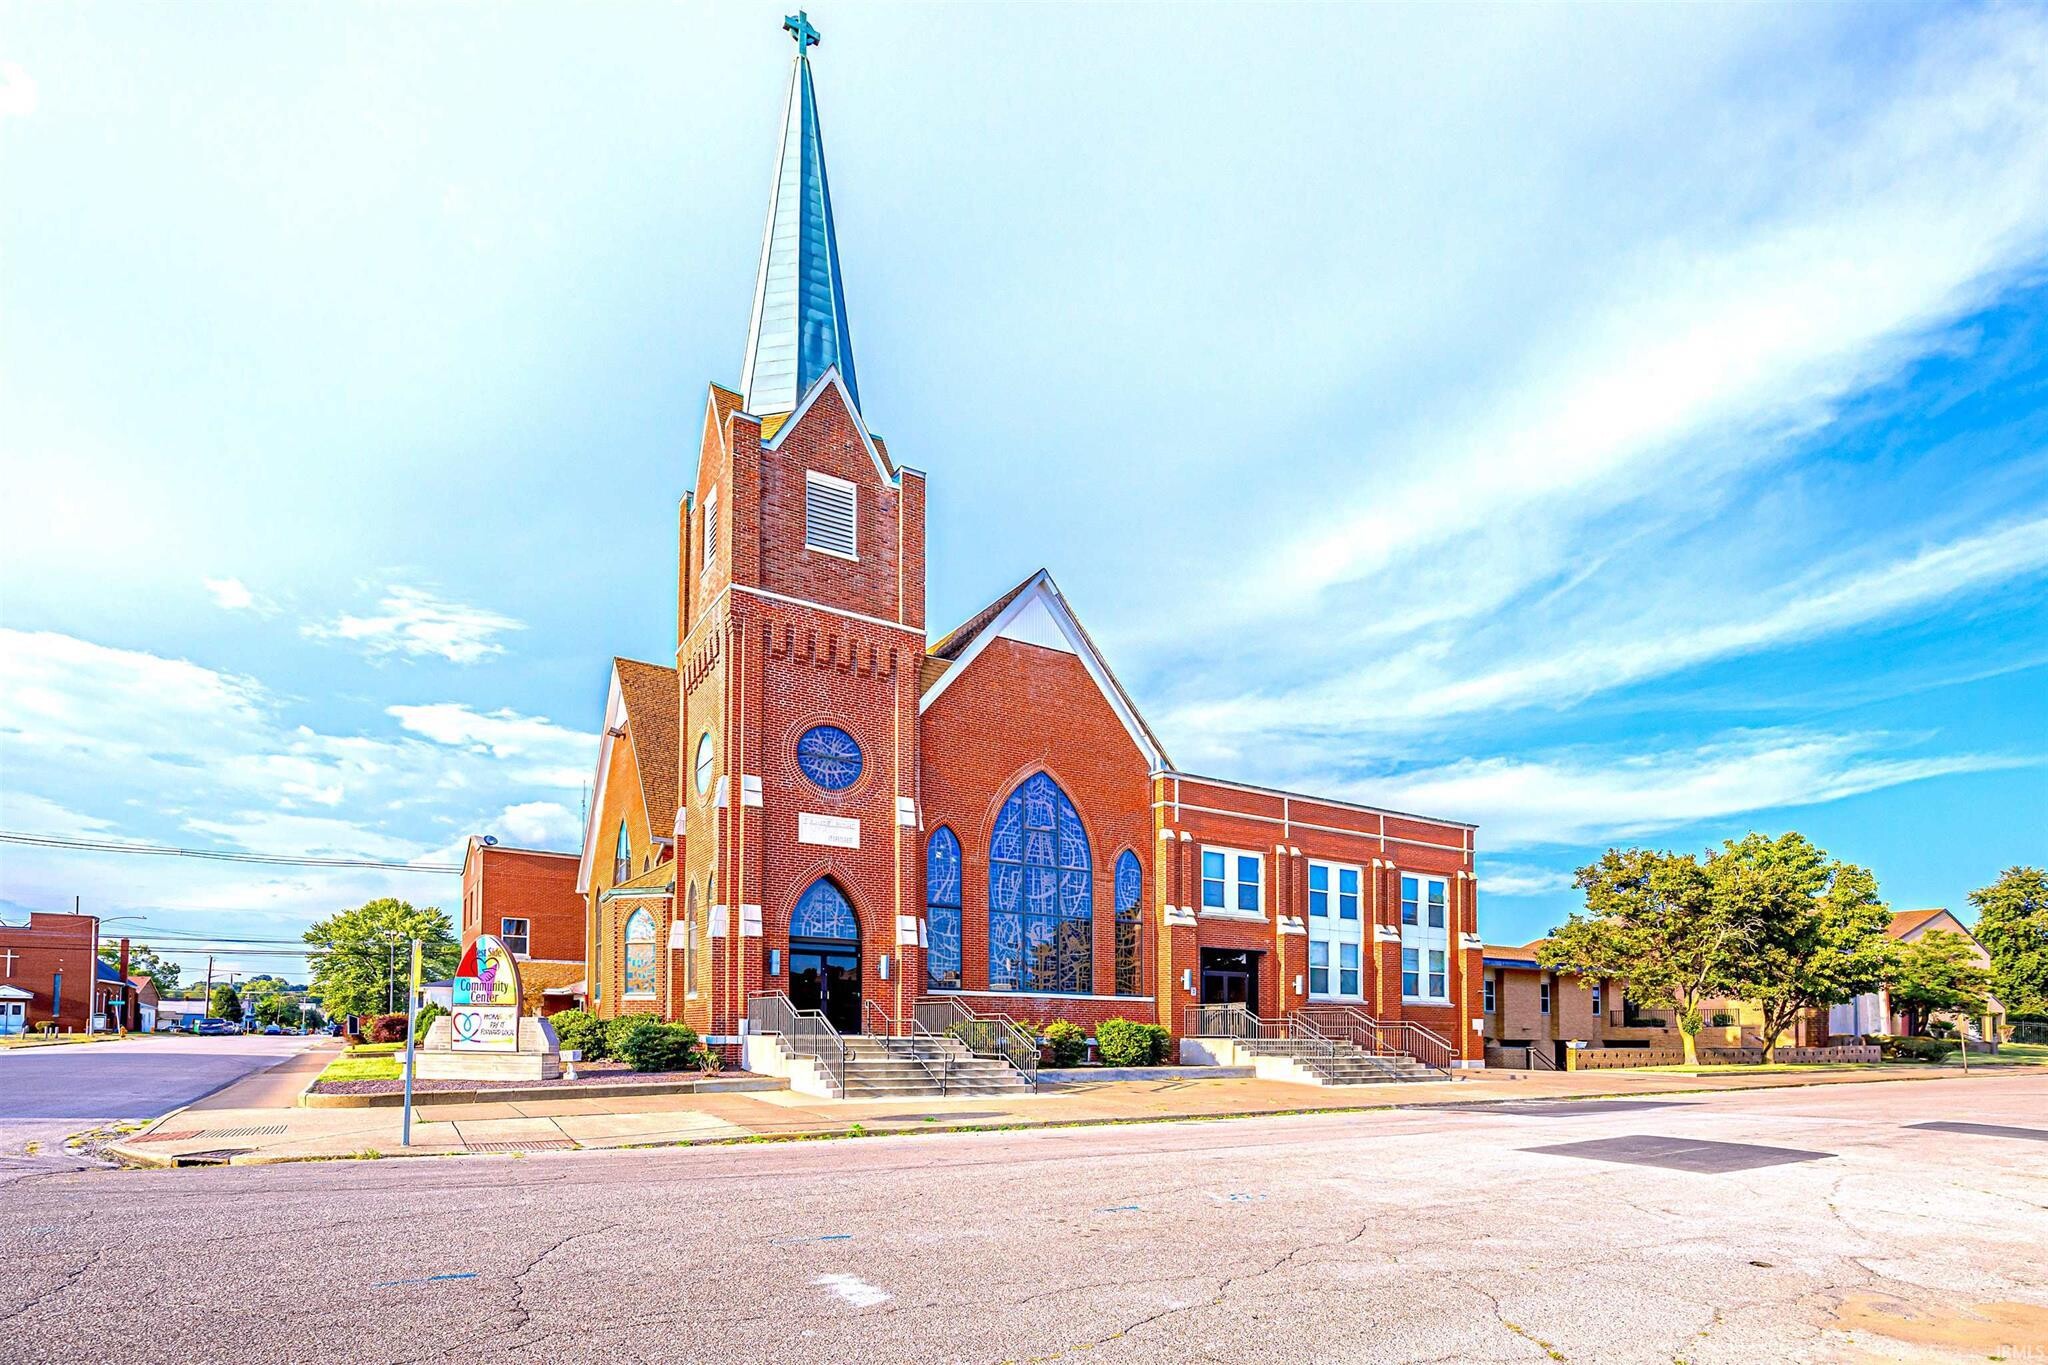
[1478,865,1578,899]
[1166,515,2048,750]
[386,702,593,788]
[1335,729,2025,850]
[490,801,581,850]
[203,576,279,615]
[0,62,36,120]
[305,585,524,665]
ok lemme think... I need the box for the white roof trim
[920,571,1167,771]
[753,367,895,485]
[574,667,631,896]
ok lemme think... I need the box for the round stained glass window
[795,724,863,791]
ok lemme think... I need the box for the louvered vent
[804,472,857,559]
[703,492,718,566]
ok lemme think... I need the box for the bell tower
[678,12,927,1044]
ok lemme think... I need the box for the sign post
[401,938,421,1147]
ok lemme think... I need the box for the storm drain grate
[1525,1134,1834,1173]
[170,1149,251,1167]
[464,1139,578,1153]
[198,1125,289,1139]
[133,1130,204,1144]
[1906,1121,2048,1142]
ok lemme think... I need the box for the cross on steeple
[784,11,820,53]
[1,947,16,976]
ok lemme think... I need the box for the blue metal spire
[740,12,861,419]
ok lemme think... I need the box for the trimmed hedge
[362,1013,410,1044]
[616,1020,701,1073]
[549,1008,607,1060]
[1043,1019,1087,1068]
[413,1003,446,1038]
[1095,1018,1171,1067]
[604,1014,648,1059]
[1876,1034,1960,1063]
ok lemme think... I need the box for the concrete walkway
[104,1057,1993,1167]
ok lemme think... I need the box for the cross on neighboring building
[1,948,16,977]
[784,10,820,52]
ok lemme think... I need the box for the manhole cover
[133,1130,204,1144]
[464,1139,578,1153]
[1525,1134,1833,1173]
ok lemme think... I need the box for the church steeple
[739,11,861,421]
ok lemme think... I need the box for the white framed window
[1308,859,1364,1001]
[1308,940,1329,995]
[500,917,530,958]
[1539,979,1551,1014]
[1591,983,1602,1017]
[804,470,858,559]
[1399,872,1450,1003]
[1199,846,1263,916]
[703,488,719,569]
[1483,974,1496,1014]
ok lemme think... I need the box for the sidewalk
[105,1057,1979,1168]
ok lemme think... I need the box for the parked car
[262,1024,283,1035]
[191,1018,239,1036]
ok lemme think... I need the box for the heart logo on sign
[454,1012,481,1040]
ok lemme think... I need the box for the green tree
[1541,846,1758,1066]
[1969,866,2047,1017]
[209,983,242,1020]
[1889,931,1993,1038]
[97,943,182,994]
[304,898,458,1021]
[1718,833,1898,1060]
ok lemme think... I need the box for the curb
[299,1075,782,1109]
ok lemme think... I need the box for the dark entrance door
[1200,948,1260,1011]
[789,943,862,1035]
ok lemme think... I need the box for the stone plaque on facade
[798,813,860,848]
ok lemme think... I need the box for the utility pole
[203,955,215,1020]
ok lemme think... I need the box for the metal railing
[1488,1043,1557,1071]
[746,992,848,1098]
[863,999,952,1093]
[914,996,1039,1090]
[1296,1003,1456,1076]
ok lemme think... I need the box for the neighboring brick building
[1480,941,1621,1069]
[559,17,1485,1066]
[1829,908,2007,1042]
[459,838,589,1016]
[0,910,113,1034]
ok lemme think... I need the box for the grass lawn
[1938,1042,2048,1067]
[1624,1062,1888,1075]
[317,1042,405,1083]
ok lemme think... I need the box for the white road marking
[813,1273,891,1309]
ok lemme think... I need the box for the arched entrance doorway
[787,879,862,1035]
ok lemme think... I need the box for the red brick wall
[0,911,100,1032]
[463,847,583,963]
[920,635,1157,1020]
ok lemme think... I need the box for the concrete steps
[767,1033,1035,1099]
[1236,1037,1441,1085]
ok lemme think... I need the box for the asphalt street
[1,1072,2043,1364]
[0,1034,313,1184]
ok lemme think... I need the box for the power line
[0,831,461,873]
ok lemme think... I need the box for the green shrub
[1043,1019,1087,1067]
[1875,1034,1959,1063]
[413,1003,445,1038]
[1094,1018,1151,1067]
[549,1008,607,1060]
[1144,1023,1172,1065]
[1710,1012,1735,1028]
[605,1014,648,1059]
[617,1020,701,1073]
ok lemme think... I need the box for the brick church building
[574,15,1485,1068]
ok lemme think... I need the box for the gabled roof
[1889,908,1966,940]
[921,570,1171,771]
[575,658,681,895]
[615,657,679,837]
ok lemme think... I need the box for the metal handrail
[747,991,847,1098]
[1285,1010,1343,1081]
[1299,1003,1456,1076]
[862,998,898,1038]
[914,995,1039,1090]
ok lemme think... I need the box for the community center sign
[451,934,521,1052]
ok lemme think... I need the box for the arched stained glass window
[1114,849,1142,996]
[989,772,1091,993]
[926,828,962,990]
[624,908,656,998]
[790,879,858,942]
[613,820,631,886]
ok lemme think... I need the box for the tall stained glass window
[988,772,1092,994]
[1113,849,1142,996]
[624,908,656,998]
[926,828,962,990]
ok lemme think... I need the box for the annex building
[568,15,1486,1073]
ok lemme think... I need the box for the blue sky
[2,4,2044,980]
